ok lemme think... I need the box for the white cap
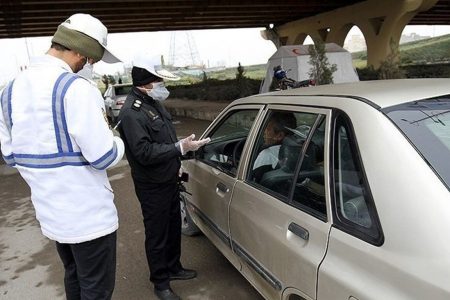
[60,13,121,63]
[133,52,180,81]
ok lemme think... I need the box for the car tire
[180,193,200,236]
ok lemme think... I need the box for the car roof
[112,83,132,87]
[245,79,450,109]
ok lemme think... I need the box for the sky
[1,25,449,85]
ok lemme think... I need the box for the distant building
[400,33,431,44]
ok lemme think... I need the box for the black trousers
[134,180,182,290]
[55,231,117,300]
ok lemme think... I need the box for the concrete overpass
[1,0,448,68]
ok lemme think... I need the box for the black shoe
[169,268,197,281]
[154,288,181,300]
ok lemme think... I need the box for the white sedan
[181,79,450,300]
[103,83,132,124]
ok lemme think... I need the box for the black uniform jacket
[118,88,181,184]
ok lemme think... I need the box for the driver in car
[252,112,297,181]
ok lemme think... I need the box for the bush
[356,66,379,81]
[168,77,261,101]
[356,62,450,80]
[401,63,450,78]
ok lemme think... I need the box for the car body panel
[104,83,132,120]
[183,188,242,271]
[318,98,450,300]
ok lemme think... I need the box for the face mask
[77,58,94,80]
[145,82,170,101]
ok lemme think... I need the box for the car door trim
[187,200,231,247]
[232,241,283,291]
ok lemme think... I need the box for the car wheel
[180,193,200,236]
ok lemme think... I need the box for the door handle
[288,222,309,240]
[216,182,229,194]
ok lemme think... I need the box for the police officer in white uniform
[118,53,209,300]
[0,14,124,300]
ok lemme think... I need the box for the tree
[101,74,109,87]
[107,75,116,85]
[308,41,337,85]
[378,38,405,79]
[236,62,251,97]
[236,62,245,80]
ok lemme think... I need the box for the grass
[352,33,450,65]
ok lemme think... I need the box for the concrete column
[262,0,438,68]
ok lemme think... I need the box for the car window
[292,117,326,219]
[114,85,133,96]
[383,96,450,190]
[332,113,383,245]
[247,110,319,199]
[104,87,112,98]
[197,109,258,177]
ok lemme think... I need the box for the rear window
[114,85,133,96]
[383,96,450,190]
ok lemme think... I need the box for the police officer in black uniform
[118,53,209,300]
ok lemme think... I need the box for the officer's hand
[180,134,211,155]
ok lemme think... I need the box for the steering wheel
[232,139,246,167]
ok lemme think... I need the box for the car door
[229,105,332,300]
[183,105,263,268]
[317,111,385,300]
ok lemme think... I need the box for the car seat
[259,135,303,195]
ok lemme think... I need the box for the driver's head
[263,112,296,146]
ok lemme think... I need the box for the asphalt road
[0,117,264,300]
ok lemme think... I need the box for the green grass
[352,33,450,65]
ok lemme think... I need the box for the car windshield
[383,96,450,190]
[114,85,133,96]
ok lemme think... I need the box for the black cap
[132,66,161,86]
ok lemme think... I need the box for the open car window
[196,109,259,177]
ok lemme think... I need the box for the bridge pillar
[262,0,438,68]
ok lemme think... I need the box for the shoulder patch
[132,99,142,111]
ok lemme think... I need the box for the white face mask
[145,82,170,101]
[77,60,94,80]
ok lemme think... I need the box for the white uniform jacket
[0,55,124,243]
